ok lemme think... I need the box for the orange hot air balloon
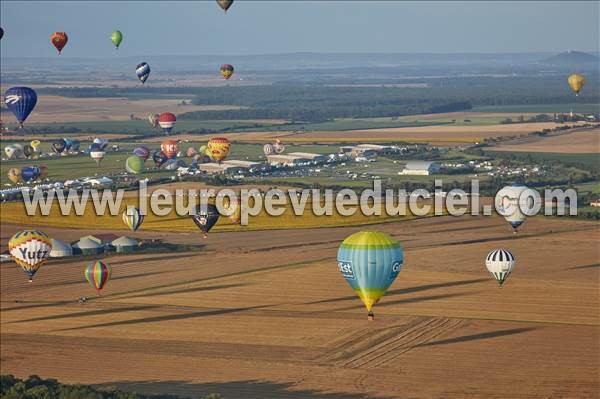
[161,139,179,159]
[207,137,231,163]
[51,32,68,54]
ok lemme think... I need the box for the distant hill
[542,51,599,66]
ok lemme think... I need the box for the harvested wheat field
[1,215,598,398]
[489,127,600,153]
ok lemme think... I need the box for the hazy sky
[1,1,598,57]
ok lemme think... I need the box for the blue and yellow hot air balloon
[85,260,111,295]
[337,231,404,320]
[8,230,52,282]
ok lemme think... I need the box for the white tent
[50,238,73,258]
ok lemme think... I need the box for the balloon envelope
[123,207,144,231]
[152,150,168,167]
[161,139,179,159]
[485,249,516,286]
[159,112,176,134]
[220,64,234,80]
[133,146,150,161]
[217,0,234,12]
[111,30,123,48]
[4,87,37,126]
[21,166,40,181]
[207,137,231,163]
[9,230,52,282]
[495,185,531,232]
[136,62,151,84]
[85,260,111,294]
[567,73,586,95]
[337,231,404,317]
[51,32,68,54]
[191,204,220,237]
[52,138,67,154]
[8,168,21,184]
[125,155,145,174]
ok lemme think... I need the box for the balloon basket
[367,312,374,321]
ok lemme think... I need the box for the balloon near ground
[123,207,144,232]
[8,230,52,282]
[152,150,168,167]
[4,87,38,127]
[125,155,145,174]
[567,73,586,95]
[158,112,176,134]
[191,204,220,238]
[207,137,231,163]
[220,64,234,80]
[135,62,151,84]
[50,32,68,54]
[111,30,123,49]
[161,139,179,159]
[337,231,404,320]
[485,249,516,287]
[133,146,150,161]
[85,260,111,295]
[8,168,21,184]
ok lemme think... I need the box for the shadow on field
[330,291,473,312]
[7,304,163,324]
[122,283,247,299]
[569,263,600,270]
[53,304,271,332]
[1,300,74,313]
[306,278,486,305]
[416,327,538,347]
[98,379,395,399]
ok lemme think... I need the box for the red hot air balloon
[158,112,176,134]
[51,32,68,54]
[161,139,179,159]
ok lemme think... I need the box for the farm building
[222,160,263,170]
[267,154,308,166]
[112,236,139,254]
[198,163,247,174]
[287,152,326,163]
[399,161,440,176]
[49,239,73,258]
[73,237,102,256]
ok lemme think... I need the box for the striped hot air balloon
[158,112,176,134]
[207,137,231,163]
[135,62,151,84]
[85,260,111,295]
[485,249,516,287]
[123,207,144,231]
[337,231,404,320]
[8,230,52,282]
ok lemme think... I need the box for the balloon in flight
[30,140,41,151]
[263,143,274,156]
[495,185,532,233]
[158,112,176,134]
[111,30,123,49]
[136,62,151,84]
[191,204,220,238]
[567,73,586,95]
[8,230,52,282]
[217,0,234,13]
[4,87,38,128]
[122,207,144,231]
[220,64,234,80]
[85,260,111,295]
[148,113,159,128]
[89,143,106,166]
[207,137,231,163]
[50,32,68,54]
[485,249,516,287]
[337,231,404,320]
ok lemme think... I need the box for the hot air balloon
[0,27,4,40]
[70,139,81,152]
[148,113,159,128]
[495,185,532,233]
[125,155,145,174]
[133,146,150,161]
[136,62,151,84]
[22,144,34,159]
[21,166,41,182]
[263,143,274,156]
[568,73,586,96]
[4,144,22,159]
[89,143,106,166]
[8,168,21,184]
[220,64,234,80]
[274,139,285,154]
[224,197,242,223]
[52,138,67,154]
[50,32,68,54]
[8,230,52,282]
[337,231,404,320]
[186,147,199,158]
[122,207,144,232]
[152,150,168,167]
[192,204,220,238]
[93,137,109,151]
[111,30,123,49]
[217,0,234,13]
[85,260,111,295]
[161,139,179,159]
[485,249,516,287]
[194,153,212,164]
[207,137,231,163]
[30,140,41,151]
[4,87,37,128]
[158,112,176,134]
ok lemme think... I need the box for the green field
[486,151,599,167]
[473,103,600,114]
